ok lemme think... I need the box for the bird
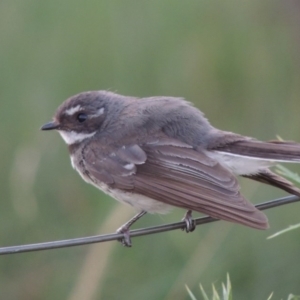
[41,90,300,246]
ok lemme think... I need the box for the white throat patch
[59,130,96,145]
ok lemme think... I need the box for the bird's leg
[116,210,147,247]
[181,210,196,233]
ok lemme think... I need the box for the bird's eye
[77,113,88,123]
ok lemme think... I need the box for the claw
[115,211,147,247]
[116,226,132,247]
[181,210,196,233]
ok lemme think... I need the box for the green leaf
[223,274,232,300]
[267,223,300,239]
[276,165,300,184]
[186,284,198,300]
[287,294,300,300]
[199,284,210,300]
[212,284,221,300]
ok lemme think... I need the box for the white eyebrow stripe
[65,105,82,116]
[90,107,104,118]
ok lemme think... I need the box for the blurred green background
[1,0,300,299]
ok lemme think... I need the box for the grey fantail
[41,91,300,246]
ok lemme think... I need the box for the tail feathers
[243,169,300,197]
[199,203,269,230]
[215,140,300,162]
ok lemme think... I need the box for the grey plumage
[42,90,300,232]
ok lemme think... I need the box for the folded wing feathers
[84,141,268,229]
[136,143,268,229]
[135,175,268,229]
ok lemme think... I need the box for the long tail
[215,140,300,162]
[243,169,300,197]
[215,139,300,196]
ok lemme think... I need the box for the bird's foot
[116,210,147,247]
[181,210,196,233]
[116,225,132,247]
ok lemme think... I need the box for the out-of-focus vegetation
[186,274,232,300]
[266,165,300,239]
[186,274,299,300]
[1,1,300,299]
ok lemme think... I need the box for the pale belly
[71,155,172,214]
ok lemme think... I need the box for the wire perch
[0,195,299,255]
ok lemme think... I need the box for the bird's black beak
[40,121,59,131]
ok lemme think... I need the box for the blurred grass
[1,0,300,299]
[186,274,299,300]
[186,274,233,300]
[267,165,300,239]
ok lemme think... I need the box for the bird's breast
[70,154,171,214]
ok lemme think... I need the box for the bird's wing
[83,138,268,229]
